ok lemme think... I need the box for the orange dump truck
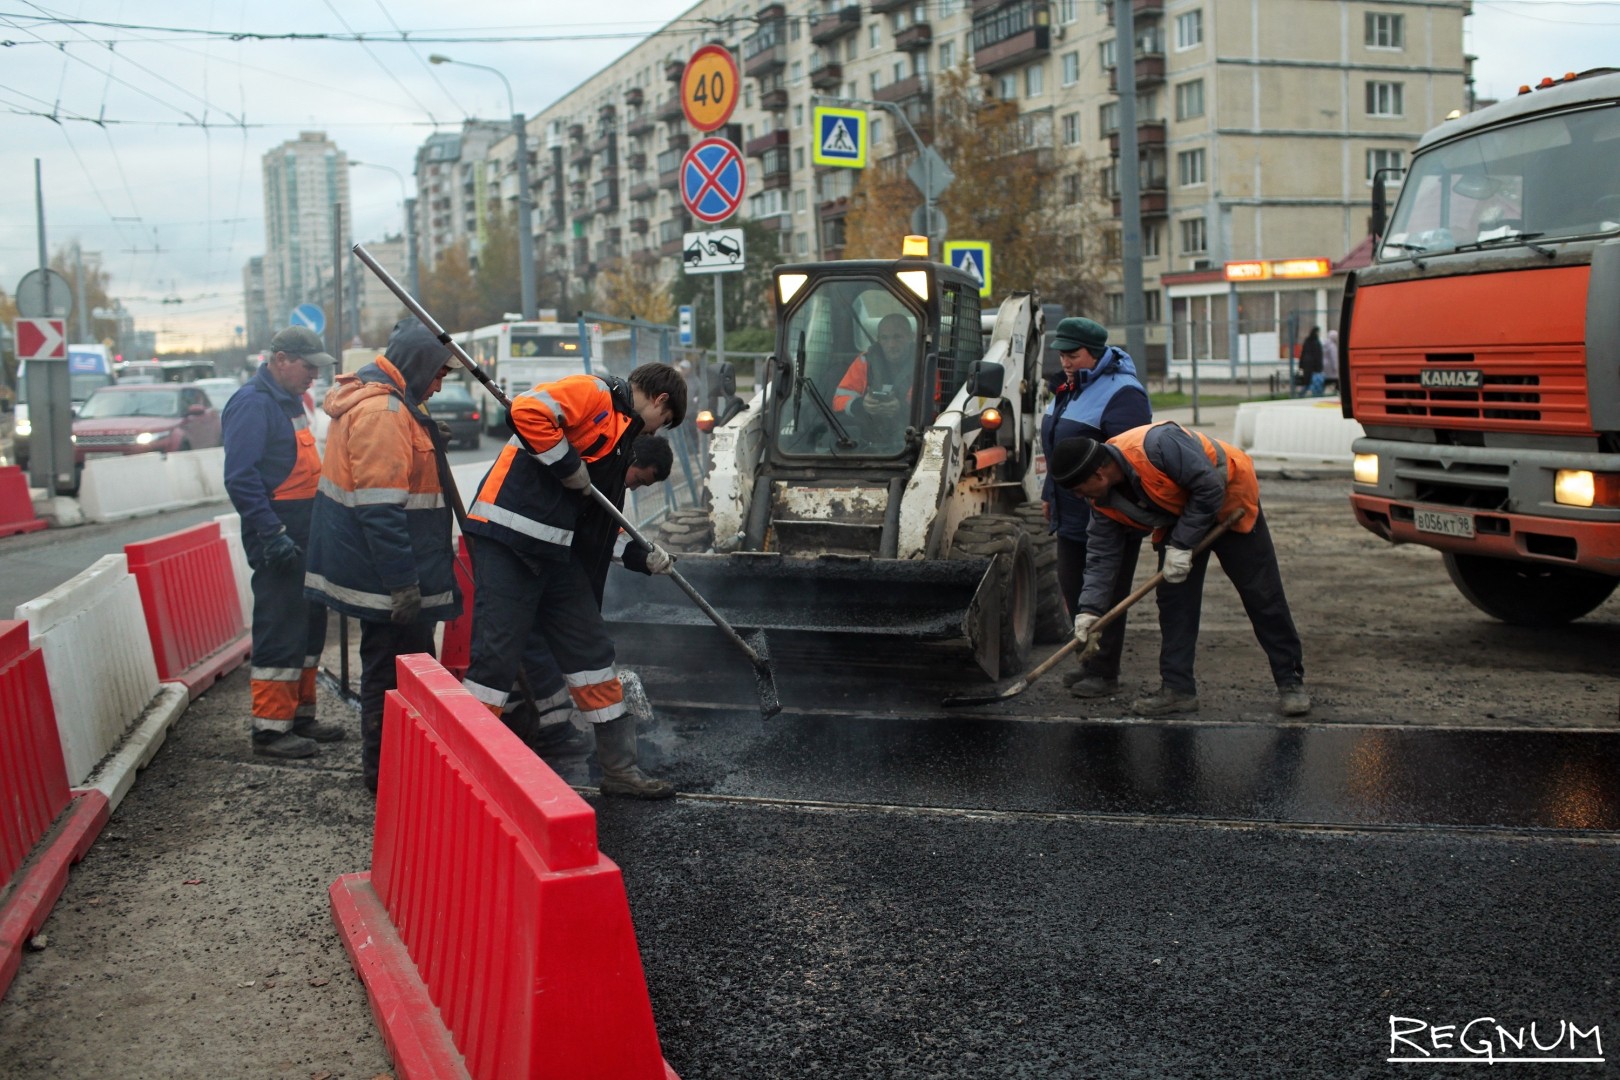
[1344,67,1620,625]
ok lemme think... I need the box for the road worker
[459,364,686,799]
[304,319,462,793]
[222,326,343,760]
[1053,423,1310,717]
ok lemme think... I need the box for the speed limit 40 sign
[680,44,740,133]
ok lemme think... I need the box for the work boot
[1070,675,1121,699]
[594,716,676,800]
[1060,662,1090,688]
[1278,683,1312,717]
[1130,684,1200,717]
[530,718,592,759]
[252,729,318,760]
[292,715,346,742]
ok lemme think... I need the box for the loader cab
[769,257,982,465]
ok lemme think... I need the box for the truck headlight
[1353,453,1378,486]
[15,419,29,437]
[1555,470,1620,508]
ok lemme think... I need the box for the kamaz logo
[1420,368,1483,390]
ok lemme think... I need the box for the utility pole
[72,242,90,343]
[1115,0,1147,372]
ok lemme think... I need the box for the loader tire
[951,514,1037,678]
[657,508,715,554]
[1014,502,1069,644]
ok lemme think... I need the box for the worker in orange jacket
[461,363,687,799]
[1053,422,1309,718]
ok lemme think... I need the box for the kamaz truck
[1344,67,1620,624]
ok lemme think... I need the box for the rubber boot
[594,716,675,800]
[360,710,383,794]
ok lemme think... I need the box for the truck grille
[1350,347,1591,434]
[1379,372,1543,422]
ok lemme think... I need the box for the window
[794,190,807,213]
[1177,148,1206,186]
[1106,292,1124,324]
[1062,51,1079,86]
[1100,164,1118,199]
[744,84,753,108]
[795,147,806,169]
[1143,289,1162,322]
[998,73,1018,99]
[1103,229,1121,259]
[1142,223,1161,257]
[1175,79,1205,120]
[845,37,857,60]
[895,9,910,31]
[790,61,802,82]
[794,103,804,128]
[1366,81,1404,117]
[1026,64,1044,97]
[1058,0,1077,23]
[1180,216,1207,254]
[1175,10,1203,50]
[1100,38,1116,70]
[871,71,883,93]
[1063,170,1083,202]
[871,119,884,145]
[1100,101,1119,133]
[1366,148,1405,183]
[1365,12,1404,49]
[940,40,956,68]
[894,60,908,82]
[869,24,880,48]
[1062,112,1080,146]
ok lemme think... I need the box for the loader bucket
[602,551,1006,678]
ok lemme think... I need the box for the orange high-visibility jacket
[1093,422,1260,543]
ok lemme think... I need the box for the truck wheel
[1014,502,1070,643]
[952,514,1037,678]
[657,508,714,553]
[1443,553,1619,626]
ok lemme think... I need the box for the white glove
[560,462,591,491]
[1073,612,1100,641]
[1162,546,1194,584]
[644,543,675,575]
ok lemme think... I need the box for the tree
[840,64,1111,317]
[597,254,673,325]
[47,246,121,348]
[419,241,482,334]
[474,210,521,325]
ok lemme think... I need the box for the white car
[193,378,247,411]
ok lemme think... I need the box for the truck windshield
[1381,101,1620,260]
[774,277,921,459]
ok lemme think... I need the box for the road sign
[681,228,746,275]
[681,44,741,133]
[15,318,67,360]
[910,205,947,241]
[678,305,694,345]
[291,303,326,336]
[681,138,746,225]
[15,268,74,319]
[944,241,993,299]
[812,106,866,168]
[906,147,955,201]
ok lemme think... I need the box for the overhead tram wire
[321,0,441,125]
[371,0,469,118]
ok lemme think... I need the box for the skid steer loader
[603,240,1066,679]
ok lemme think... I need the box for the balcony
[1107,0,1164,25]
[591,133,616,157]
[594,178,619,213]
[659,219,685,256]
[630,216,650,235]
[570,143,592,168]
[657,148,684,189]
[743,22,787,77]
[667,131,691,153]
[626,150,647,171]
[572,238,590,264]
[571,201,594,222]
[971,0,1007,13]
[625,86,644,108]
[896,22,932,51]
[1111,189,1169,217]
[761,146,792,191]
[871,0,910,11]
[629,180,657,202]
[756,1,785,17]
[809,59,843,91]
[1109,51,1166,91]
[656,96,683,123]
[972,4,1050,75]
[760,87,789,112]
[875,73,930,105]
[746,128,791,157]
[809,5,861,46]
[665,59,685,82]
[627,113,656,138]
[567,122,585,140]
[1108,119,1167,155]
[594,240,621,263]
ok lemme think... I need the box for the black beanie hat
[1050,436,1112,487]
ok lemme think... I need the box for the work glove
[261,530,301,574]
[1162,545,1194,584]
[644,543,675,576]
[389,583,423,625]
[1073,612,1103,662]
[435,420,454,442]
[561,462,592,491]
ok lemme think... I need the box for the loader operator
[833,312,915,449]
[459,364,687,799]
[1039,317,1152,699]
[1053,423,1311,718]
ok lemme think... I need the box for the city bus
[455,320,604,435]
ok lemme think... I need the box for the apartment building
[413,120,520,274]
[462,0,1466,364]
[260,131,352,330]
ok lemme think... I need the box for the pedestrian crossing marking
[812,106,867,168]
[944,241,993,299]
[822,119,856,155]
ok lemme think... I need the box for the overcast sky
[0,0,1614,350]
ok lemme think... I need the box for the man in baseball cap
[268,326,337,370]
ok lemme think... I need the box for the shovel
[352,242,783,721]
[942,509,1244,708]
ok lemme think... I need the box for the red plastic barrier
[438,536,475,679]
[0,621,110,1000]
[330,653,679,1080]
[0,466,45,538]
[125,521,250,698]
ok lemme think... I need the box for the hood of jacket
[386,319,452,403]
[1067,345,1140,391]
[324,357,412,419]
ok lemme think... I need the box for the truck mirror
[769,353,793,397]
[1371,171,1389,239]
[965,362,1005,399]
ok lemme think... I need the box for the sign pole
[30,158,71,494]
[713,274,725,373]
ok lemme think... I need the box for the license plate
[1414,509,1474,538]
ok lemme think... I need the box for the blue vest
[1040,347,1150,541]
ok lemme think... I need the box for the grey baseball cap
[269,325,336,367]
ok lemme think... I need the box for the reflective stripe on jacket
[303,357,461,621]
[463,374,639,557]
[1092,422,1260,544]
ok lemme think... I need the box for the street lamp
[429,53,537,320]
[348,159,418,298]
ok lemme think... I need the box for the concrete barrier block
[1250,403,1365,463]
[214,513,254,633]
[14,555,163,786]
[78,454,179,523]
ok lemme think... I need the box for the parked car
[71,383,222,467]
[427,381,482,449]
[193,377,246,411]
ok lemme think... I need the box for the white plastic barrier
[79,448,228,523]
[214,512,254,633]
[14,554,187,808]
[1233,399,1364,463]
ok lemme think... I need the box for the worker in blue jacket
[222,327,345,759]
[1039,317,1153,699]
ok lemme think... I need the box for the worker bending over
[1052,422,1310,718]
[460,364,686,798]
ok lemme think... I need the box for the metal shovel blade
[745,628,783,720]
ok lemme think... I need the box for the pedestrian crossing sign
[944,241,993,298]
[812,106,866,168]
